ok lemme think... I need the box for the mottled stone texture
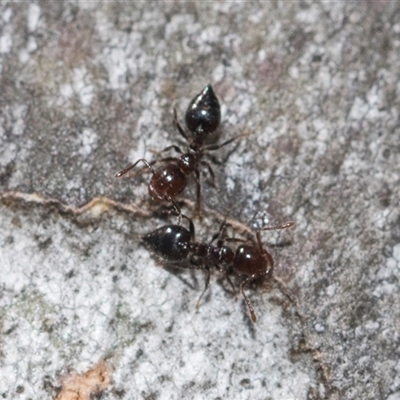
[1,2,399,400]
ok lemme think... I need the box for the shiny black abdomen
[185,85,221,137]
[142,225,191,262]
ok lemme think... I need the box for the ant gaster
[116,85,242,217]
[142,217,295,323]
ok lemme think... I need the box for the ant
[142,215,295,323]
[116,85,244,218]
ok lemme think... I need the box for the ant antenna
[240,278,257,323]
[259,221,296,232]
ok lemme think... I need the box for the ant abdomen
[185,84,221,137]
[142,225,191,262]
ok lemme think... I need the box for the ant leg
[206,153,223,166]
[196,267,211,310]
[125,159,160,178]
[200,161,216,189]
[219,237,247,245]
[220,269,236,297]
[209,217,230,244]
[203,133,249,151]
[194,169,202,216]
[210,226,225,244]
[169,198,183,225]
[273,276,298,305]
[157,145,183,157]
[240,277,257,323]
[163,198,183,225]
[182,214,196,241]
[189,256,201,269]
[158,157,180,163]
[209,206,236,243]
[115,158,155,178]
[254,230,274,274]
[255,230,264,254]
[174,107,189,142]
[226,274,236,297]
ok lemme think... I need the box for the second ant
[116,85,244,218]
[142,215,295,323]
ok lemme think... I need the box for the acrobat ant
[116,85,244,218]
[142,216,295,323]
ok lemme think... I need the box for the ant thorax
[177,151,200,175]
[189,242,235,267]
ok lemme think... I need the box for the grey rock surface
[1,2,399,399]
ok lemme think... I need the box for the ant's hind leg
[221,270,236,298]
[240,278,257,323]
[194,169,202,217]
[157,157,180,163]
[209,219,228,244]
[115,158,155,178]
[156,145,183,157]
[200,161,217,189]
[182,214,196,242]
[174,107,189,142]
[169,198,183,225]
[204,132,250,152]
[196,267,211,310]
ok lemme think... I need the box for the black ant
[142,216,295,323]
[116,85,244,218]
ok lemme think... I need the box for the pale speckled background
[1,2,400,400]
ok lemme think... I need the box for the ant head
[185,84,221,139]
[234,245,274,279]
[142,225,191,262]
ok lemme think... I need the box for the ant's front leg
[196,266,211,310]
[203,132,250,152]
[225,273,237,297]
[215,264,237,298]
[182,214,196,242]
